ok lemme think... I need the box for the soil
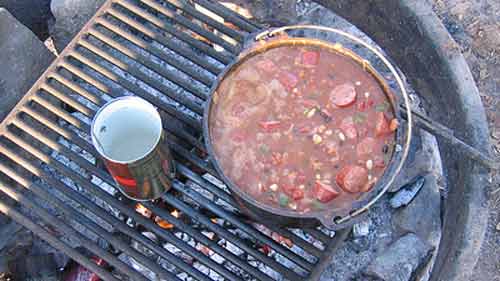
[430,1,500,280]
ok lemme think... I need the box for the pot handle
[256,25,413,227]
[319,209,369,231]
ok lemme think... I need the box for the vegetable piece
[336,165,369,193]
[357,137,376,157]
[291,189,305,200]
[312,134,323,144]
[256,59,277,73]
[340,117,358,139]
[278,71,299,90]
[375,112,390,136]
[389,118,399,131]
[301,51,320,65]
[361,177,377,192]
[375,102,390,112]
[279,193,289,207]
[259,120,281,132]
[313,180,340,203]
[353,112,367,124]
[329,83,357,107]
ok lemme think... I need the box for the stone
[389,149,434,192]
[392,174,442,246]
[0,8,54,121]
[49,0,106,52]
[389,176,426,209]
[352,218,372,238]
[0,0,52,40]
[364,233,433,281]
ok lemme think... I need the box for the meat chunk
[330,83,357,107]
[340,117,358,139]
[301,51,320,65]
[375,112,390,136]
[313,181,340,203]
[278,71,299,90]
[357,137,376,157]
[336,165,368,193]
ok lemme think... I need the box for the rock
[0,8,54,121]
[353,218,372,238]
[389,149,434,192]
[364,233,433,281]
[389,176,426,208]
[392,174,442,246]
[0,0,52,40]
[49,0,106,52]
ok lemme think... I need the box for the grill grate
[0,1,349,280]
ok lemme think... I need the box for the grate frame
[0,1,350,281]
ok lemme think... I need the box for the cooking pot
[203,25,413,230]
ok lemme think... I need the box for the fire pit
[0,0,492,281]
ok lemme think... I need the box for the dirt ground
[430,0,500,280]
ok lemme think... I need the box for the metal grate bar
[49,73,106,106]
[0,137,173,280]
[0,133,223,281]
[115,0,234,63]
[139,0,240,53]
[144,202,275,281]
[0,151,149,281]
[64,53,202,129]
[106,6,224,73]
[170,180,315,272]
[77,37,205,114]
[191,0,262,32]
[156,0,245,42]
[162,193,303,281]
[85,27,209,99]
[0,197,120,281]
[94,17,217,82]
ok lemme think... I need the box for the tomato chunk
[282,184,304,200]
[278,71,299,90]
[256,59,277,73]
[259,121,281,132]
[375,112,390,136]
[340,117,358,139]
[313,181,340,203]
[357,137,376,157]
[302,51,320,65]
[336,165,368,193]
[330,83,357,107]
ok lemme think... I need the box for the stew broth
[210,44,397,213]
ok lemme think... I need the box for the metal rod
[31,92,88,130]
[262,224,323,258]
[143,202,274,281]
[77,37,204,114]
[40,83,95,117]
[65,52,203,130]
[115,0,233,63]
[140,0,239,53]
[401,106,499,170]
[49,72,106,106]
[106,6,224,74]
[191,0,262,32]
[303,229,330,245]
[169,180,315,272]
[307,228,350,281]
[86,27,209,99]
[94,17,216,82]
[161,192,302,281]
[160,0,245,42]
[0,197,120,281]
